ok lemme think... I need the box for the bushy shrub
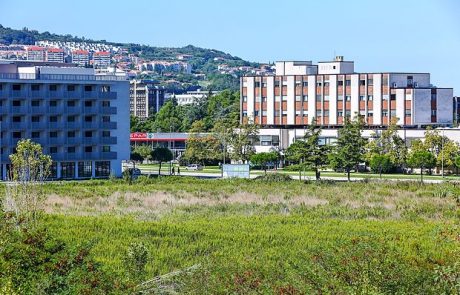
[254,173,292,182]
[370,154,393,174]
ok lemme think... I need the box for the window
[12,132,21,138]
[345,95,351,101]
[84,116,92,122]
[95,161,111,177]
[431,94,436,101]
[49,85,57,91]
[324,82,330,87]
[405,109,411,116]
[324,110,329,116]
[368,95,373,101]
[359,95,365,101]
[85,101,92,107]
[68,131,75,137]
[67,146,75,153]
[338,95,343,101]
[383,95,389,100]
[254,110,259,116]
[67,85,76,91]
[345,80,351,86]
[102,146,111,152]
[31,131,40,138]
[49,162,58,179]
[390,110,396,117]
[84,85,92,92]
[50,116,58,122]
[102,101,110,107]
[282,111,288,116]
[67,115,75,122]
[295,96,301,101]
[262,82,267,87]
[49,100,57,107]
[78,161,92,178]
[85,146,93,153]
[102,131,110,137]
[302,81,308,87]
[49,147,58,154]
[316,95,321,102]
[382,111,388,117]
[242,96,247,102]
[242,111,248,117]
[390,94,396,100]
[49,131,58,138]
[85,131,92,137]
[367,79,374,86]
[316,82,322,87]
[275,96,280,101]
[12,84,20,91]
[345,110,351,117]
[31,84,39,91]
[274,80,280,87]
[338,111,343,117]
[316,110,322,117]
[337,80,343,86]
[61,162,75,179]
[262,96,267,102]
[431,110,437,116]
[303,95,308,101]
[31,116,40,122]
[367,112,374,117]
[274,111,280,116]
[254,81,260,87]
[295,110,301,116]
[12,116,21,122]
[255,96,261,102]
[324,96,329,101]
[262,110,267,116]
[282,96,287,101]
[12,100,21,106]
[31,100,40,106]
[67,100,76,107]
[359,80,366,86]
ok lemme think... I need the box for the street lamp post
[441,129,444,178]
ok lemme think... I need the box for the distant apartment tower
[241,57,454,127]
[93,51,111,68]
[0,61,130,179]
[46,48,64,63]
[26,46,46,61]
[130,80,165,118]
[72,50,90,66]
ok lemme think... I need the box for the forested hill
[0,25,258,69]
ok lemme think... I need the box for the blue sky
[1,0,459,94]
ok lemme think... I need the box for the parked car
[185,164,203,171]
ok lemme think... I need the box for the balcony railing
[0,72,127,81]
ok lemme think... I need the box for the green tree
[250,152,278,174]
[369,154,393,177]
[330,116,366,181]
[285,139,309,181]
[454,155,460,176]
[6,139,52,227]
[228,122,259,163]
[302,119,329,181]
[364,118,407,171]
[212,119,235,165]
[151,147,173,175]
[134,145,152,162]
[407,150,436,183]
[152,100,181,132]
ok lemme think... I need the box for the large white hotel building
[241,57,453,128]
[0,61,130,180]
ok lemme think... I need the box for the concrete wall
[437,88,454,124]
[413,89,432,124]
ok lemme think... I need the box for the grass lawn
[12,177,457,293]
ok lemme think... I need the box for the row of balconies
[2,121,117,130]
[0,90,117,100]
[0,136,117,147]
[1,151,117,162]
[0,105,117,115]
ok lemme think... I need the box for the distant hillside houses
[139,61,192,74]
[35,40,122,54]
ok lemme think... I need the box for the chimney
[335,56,344,62]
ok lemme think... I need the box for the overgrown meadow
[2,176,459,294]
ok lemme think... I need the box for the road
[140,169,449,183]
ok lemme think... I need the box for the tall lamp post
[441,129,444,178]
